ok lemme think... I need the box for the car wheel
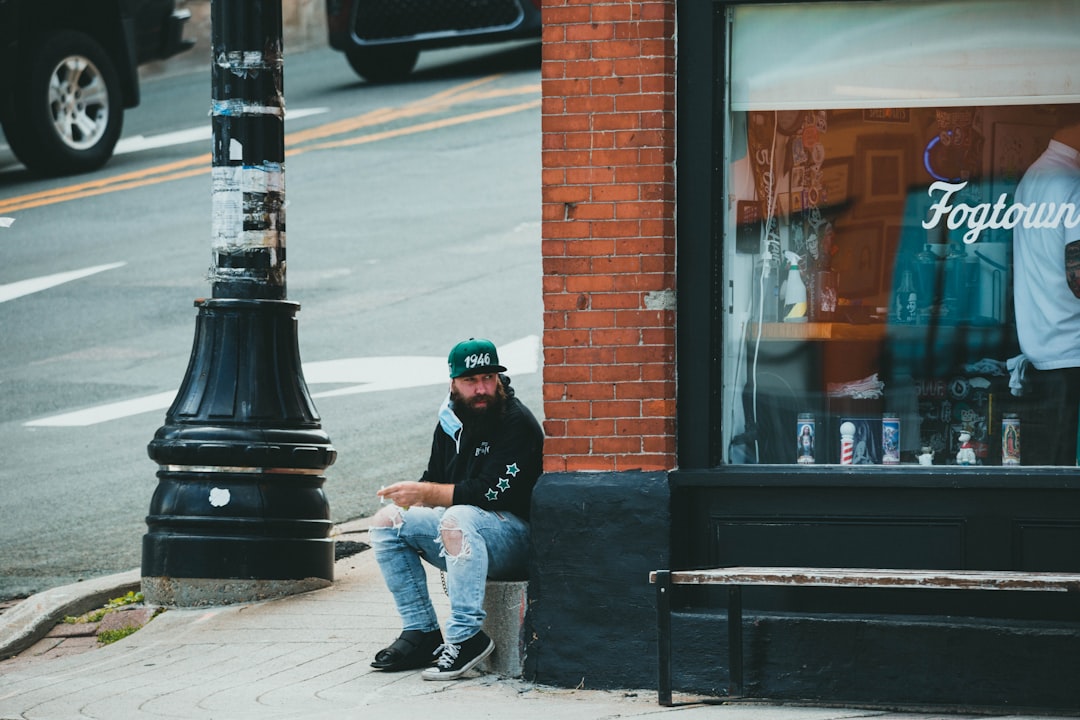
[345,45,420,83]
[4,31,124,176]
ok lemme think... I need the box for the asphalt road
[0,40,544,601]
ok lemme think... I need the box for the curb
[0,569,141,660]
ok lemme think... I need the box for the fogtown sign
[923,180,1080,244]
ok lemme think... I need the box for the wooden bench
[649,566,1080,706]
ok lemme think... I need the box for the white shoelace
[433,642,460,668]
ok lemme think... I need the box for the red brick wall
[539,0,677,472]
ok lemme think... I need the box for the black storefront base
[667,467,1080,711]
[667,609,1080,711]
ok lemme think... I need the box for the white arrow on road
[307,335,540,398]
[23,335,540,427]
[0,262,126,304]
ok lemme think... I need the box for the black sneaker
[421,630,495,680]
[371,629,443,671]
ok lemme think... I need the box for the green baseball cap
[448,338,507,378]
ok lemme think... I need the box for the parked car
[325,0,541,83]
[0,0,193,176]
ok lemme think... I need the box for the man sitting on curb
[369,338,544,680]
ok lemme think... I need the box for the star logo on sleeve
[505,463,520,477]
[497,478,511,491]
[485,488,499,501]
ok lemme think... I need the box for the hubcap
[48,54,109,151]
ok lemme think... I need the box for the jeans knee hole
[439,528,470,560]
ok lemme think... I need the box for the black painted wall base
[525,471,670,689]
[668,610,1080,712]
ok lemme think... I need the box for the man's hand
[377,481,454,509]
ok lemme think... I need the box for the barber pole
[840,421,855,465]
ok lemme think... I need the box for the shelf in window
[752,322,887,341]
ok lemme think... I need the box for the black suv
[326,0,541,83]
[0,0,193,176]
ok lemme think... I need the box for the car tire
[3,30,124,176]
[345,45,420,83]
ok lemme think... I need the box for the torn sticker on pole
[212,163,285,251]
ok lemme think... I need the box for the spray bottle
[783,251,807,322]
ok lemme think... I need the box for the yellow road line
[0,76,540,215]
[0,155,210,210]
[0,167,210,213]
[294,99,541,154]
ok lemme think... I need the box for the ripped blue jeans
[369,504,530,644]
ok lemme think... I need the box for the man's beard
[450,382,507,423]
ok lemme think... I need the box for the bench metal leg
[655,570,673,705]
[728,585,743,697]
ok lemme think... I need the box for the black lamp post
[142,0,336,606]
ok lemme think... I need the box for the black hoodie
[419,375,544,519]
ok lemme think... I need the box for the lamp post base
[142,298,336,607]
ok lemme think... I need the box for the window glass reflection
[725,104,1080,467]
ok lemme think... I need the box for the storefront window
[721,1,1080,467]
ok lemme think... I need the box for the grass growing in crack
[63,591,144,625]
[58,591,165,647]
[98,626,140,645]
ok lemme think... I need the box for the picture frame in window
[854,134,912,220]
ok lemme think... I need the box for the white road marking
[25,391,178,428]
[114,107,329,155]
[0,262,126,304]
[307,336,540,399]
[113,127,209,155]
[23,335,541,427]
